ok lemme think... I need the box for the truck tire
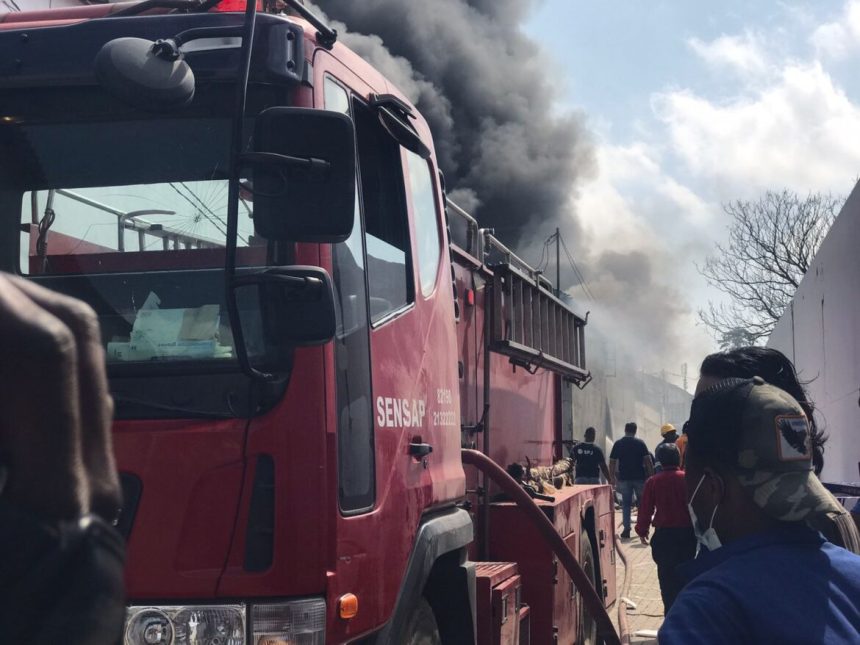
[403,598,442,645]
[577,531,599,645]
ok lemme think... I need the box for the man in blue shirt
[610,422,654,539]
[659,376,860,644]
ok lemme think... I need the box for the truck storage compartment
[487,486,605,645]
[475,562,525,645]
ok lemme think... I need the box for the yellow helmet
[660,423,676,436]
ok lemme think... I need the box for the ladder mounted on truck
[447,200,589,384]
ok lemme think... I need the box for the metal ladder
[483,232,588,382]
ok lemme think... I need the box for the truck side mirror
[232,265,336,378]
[95,37,196,112]
[248,107,356,243]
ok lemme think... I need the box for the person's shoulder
[659,577,750,644]
[823,541,860,572]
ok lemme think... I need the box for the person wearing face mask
[658,377,860,644]
[696,346,860,552]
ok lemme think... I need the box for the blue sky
[523,1,860,383]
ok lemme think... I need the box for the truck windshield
[1,116,263,366]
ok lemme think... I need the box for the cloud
[810,0,860,59]
[688,32,769,77]
[652,63,860,195]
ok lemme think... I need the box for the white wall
[768,182,860,484]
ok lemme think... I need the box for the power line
[168,182,229,238]
[535,234,554,273]
[559,235,595,301]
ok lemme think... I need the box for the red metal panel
[597,510,617,606]
[488,486,613,645]
[217,243,329,599]
[476,562,519,645]
[114,418,246,598]
[493,574,522,645]
[554,532,578,643]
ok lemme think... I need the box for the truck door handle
[408,442,433,457]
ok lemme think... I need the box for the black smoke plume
[309,1,709,376]
[312,0,595,244]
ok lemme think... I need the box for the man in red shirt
[635,443,696,614]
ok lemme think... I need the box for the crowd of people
[569,346,860,643]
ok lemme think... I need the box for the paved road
[611,514,664,644]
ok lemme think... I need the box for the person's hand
[639,535,649,545]
[0,274,119,521]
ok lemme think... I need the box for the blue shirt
[659,525,860,644]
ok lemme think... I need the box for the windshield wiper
[112,393,235,419]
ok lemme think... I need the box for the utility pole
[555,227,560,298]
[661,368,667,426]
[681,363,688,392]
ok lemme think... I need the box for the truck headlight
[250,599,326,645]
[125,605,245,645]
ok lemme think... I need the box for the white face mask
[688,473,722,554]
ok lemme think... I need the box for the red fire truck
[0,1,618,643]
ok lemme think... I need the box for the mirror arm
[110,0,209,17]
[232,270,323,296]
[173,25,245,47]
[151,25,245,61]
[241,151,330,175]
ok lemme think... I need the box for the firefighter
[0,274,125,644]
[654,423,679,472]
[659,377,860,644]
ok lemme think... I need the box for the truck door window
[352,99,413,323]
[406,151,442,296]
[325,77,376,513]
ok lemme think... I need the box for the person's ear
[702,467,726,505]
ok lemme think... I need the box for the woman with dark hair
[698,346,826,474]
[697,346,860,554]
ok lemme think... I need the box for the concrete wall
[768,182,860,484]
[569,331,693,458]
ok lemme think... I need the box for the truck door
[315,53,464,639]
[317,52,462,505]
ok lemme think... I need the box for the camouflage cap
[688,376,846,522]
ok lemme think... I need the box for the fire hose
[614,533,634,645]
[461,449,624,645]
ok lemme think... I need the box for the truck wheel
[403,597,442,645]
[577,531,599,645]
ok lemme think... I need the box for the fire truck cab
[0,3,616,643]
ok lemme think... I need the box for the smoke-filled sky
[313,0,860,388]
